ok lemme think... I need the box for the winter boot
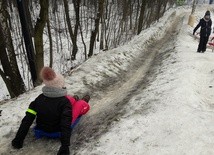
[73,95,79,101]
[82,95,90,103]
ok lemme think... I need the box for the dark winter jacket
[193,18,212,37]
[12,86,72,148]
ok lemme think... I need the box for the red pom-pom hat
[40,67,65,89]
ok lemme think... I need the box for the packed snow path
[1,7,214,155]
[71,13,184,153]
[71,14,184,154]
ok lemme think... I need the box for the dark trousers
[197,36,209,52]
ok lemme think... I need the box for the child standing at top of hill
[193,10,212,53]
[12,67,90,155]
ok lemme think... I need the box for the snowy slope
[74,7,214,155]
[1,5,214,155]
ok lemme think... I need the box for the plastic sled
[208,42,214,52]
[208,43,214,49]
[34,116,82,139]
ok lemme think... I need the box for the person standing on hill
[193,10,212,53]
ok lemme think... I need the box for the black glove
[193,31,195,35]
[57,146,70,155]
[11,139,23,149]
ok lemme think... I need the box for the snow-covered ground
[75,10,214,155]
[1,5,214,155]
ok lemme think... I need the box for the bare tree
[73,0,81,59]
[34,0,49,84]
[88,0,104,57]
[0,0,25,98]
[137,0,148,34]
[63,0,80,60]
[47,17,53,68]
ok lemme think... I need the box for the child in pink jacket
[66,95,90,124]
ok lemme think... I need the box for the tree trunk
[24,0,34,37]
[137,0,147,34]
[34,0,49,84]
[191,0,197,15]
[100,16,104,50]
[16,0,37,85]
[129,0,133,30]
[156,0,162,21]
[78,19,87,60]
[47,17,53,68]
[134,0,140,33]
[0,4,25,97]
[0,27,17,98]
[88,0,104,57]
[73,0,81,60]
[63,0,78,60]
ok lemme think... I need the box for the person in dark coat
[193,10,212,53]
[12,67,72,155]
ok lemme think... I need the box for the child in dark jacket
[193,10,212,53]
[12,67,83,155]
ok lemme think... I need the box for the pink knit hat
[40,67,65,88]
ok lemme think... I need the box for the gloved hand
[57,146,70,155]
[11,139,23,149]
[193,31,195,35]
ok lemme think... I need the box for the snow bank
[65,9,182,97]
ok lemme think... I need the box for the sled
[207,36,214,52]
[34,116,82,139]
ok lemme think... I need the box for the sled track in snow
[2,14,184,155]
[71,14,185,154]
